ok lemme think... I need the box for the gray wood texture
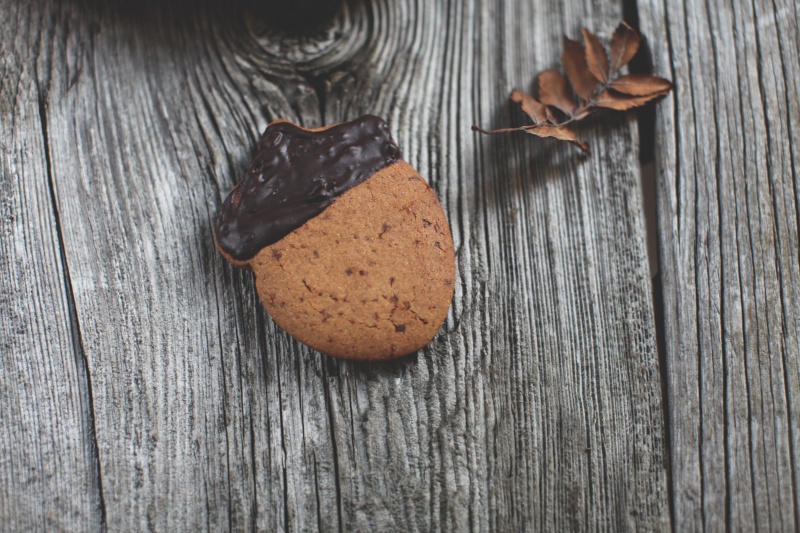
[1,0,680,531]
[0,5,104,530]
[639,0,800,530]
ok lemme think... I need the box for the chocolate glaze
[214,115,402,261]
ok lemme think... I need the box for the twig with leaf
[472,22,672,154]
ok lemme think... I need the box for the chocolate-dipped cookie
[214,115,455,361]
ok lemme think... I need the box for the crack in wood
[37,91,108,531]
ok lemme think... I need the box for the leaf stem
[471,125,527,135]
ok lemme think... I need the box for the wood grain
[0,3,104,530]
[1,0,668,530]
[638,0,800,530]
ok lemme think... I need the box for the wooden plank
[3,0,669,530]
[0,3,103,530]
[638,0,800,530]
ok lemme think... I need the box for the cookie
[214,116,455,361]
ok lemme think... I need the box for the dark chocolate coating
[214,115,402,261]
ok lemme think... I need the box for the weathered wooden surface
[0,6,103,530]
[639,0,800,530]
[1,0,670,530]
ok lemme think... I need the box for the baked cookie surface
[214,117,455,360]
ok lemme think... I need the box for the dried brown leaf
[573,140,591,154]
[609,21,640,74]
[609,74,672,96]
[573,107,597,121]
[511,89,549,124]
[594,88,670,110]
[473,21,671,155]
[582,28,609,83]
[537,69,577,117]
[523,125,590,154]
[563,37,599,101]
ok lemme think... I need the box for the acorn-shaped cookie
[214,116,455,361]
